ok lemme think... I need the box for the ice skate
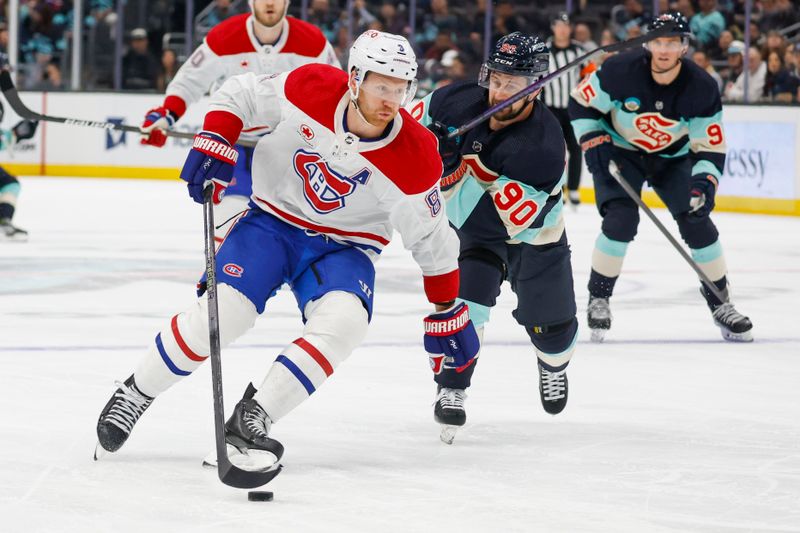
[538,363,568,415]
[434,386,467,445]
[218,383,284,472]
[711,302,753,342]
[95,375,154,459]
[0,218,28,241]
[567,190,580,210]
[587,295,611,342]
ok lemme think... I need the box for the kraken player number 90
[493,182,538,226]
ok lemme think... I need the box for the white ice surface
[1,177,799,532]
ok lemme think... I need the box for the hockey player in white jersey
[140,0,340,242]
[96,31,480,475]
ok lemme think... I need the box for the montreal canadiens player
[414,33,578,443]
[140,0,340,241]
[568,12,753,342]
[95,31,480,473]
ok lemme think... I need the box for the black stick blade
[219,463,283,489]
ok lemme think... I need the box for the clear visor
[478,64,537,92]
[359,77,419,106]
[645,37,688,52]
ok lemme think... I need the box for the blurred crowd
[1,0,799,102]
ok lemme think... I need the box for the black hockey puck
[248,491,274,502]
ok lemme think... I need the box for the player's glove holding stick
[427,121,464,190]
[688,174,718,220]
[140,106,179,147]
[424,302,481,375]
[180,131,238,204]
[580,131,614,179]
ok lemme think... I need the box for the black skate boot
[0,218,28,241]
[223,383,284,471]
[710,302,753,342]
[434,386,467,444]
[538,363,568,415]
[95,375,154,458]
[587,295,612,342]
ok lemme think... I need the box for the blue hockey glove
[424,302,480,374]
[427,121,463,189]
[688,174,718,220]
[180,132,238,204]
[580,131,613,179]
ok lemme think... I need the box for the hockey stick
[608,161,727,303]
[0,71,258,148]
[447,21,676,139]
[202,185,282,489]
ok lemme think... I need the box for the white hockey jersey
[162,13,340,137]
[205,64,459,303]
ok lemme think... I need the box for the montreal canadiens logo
[293,150,371,214]
[632,113,678,152]
[223,263,244,277]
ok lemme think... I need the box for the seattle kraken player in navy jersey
[414,33,578,442]
[569,12,753,343]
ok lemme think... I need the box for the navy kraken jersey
[568,48,726,180]
[411,82,567,245]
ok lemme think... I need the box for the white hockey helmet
[348,30,418,107]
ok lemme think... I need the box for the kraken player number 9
[493,182,538,226]
[706,124,723,146]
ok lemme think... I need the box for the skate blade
[439,425,459,445]
[719,327,754,343]
[93,442,108,461]
[590,328,607,343]
[203,444,279,472]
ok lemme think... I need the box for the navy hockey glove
[12,119,38,142]
[424,302,480,375]
[580,131,613,178]
[688,174,718,220]
[180,132,238,204]
[427,121,463,187]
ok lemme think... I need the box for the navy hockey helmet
[479,32,550,88]
[646,12,692,38]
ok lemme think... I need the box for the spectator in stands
[720,39,744,83]
[596,28,619,66]
[122,28,158,91]
[41,59,64,90]
[691,0,726,48]
[205,0,237,27]
[784,45,798,77]
[725,45,767,102]
[763,50,799,102]
[692,49,724,92]
[763,30,787,57]
[378,2,406,36]
[748,22,764,48]
[612,0,650,41]
[423,29,456,61]
[573,22,598,51]
[675,0,696,19]
[492,0,527,43]
[760,0,796,32]
[156,48,178,93]
[435,49,467,89]
[307,0,337,42]
[710,29,734,61]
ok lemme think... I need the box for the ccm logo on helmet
[223,263,244,277]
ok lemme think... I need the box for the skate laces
[104,381,153,435]
[588,297,611,319]
[540,368,567,401]
[712,302,744,324]
[437,388,467,410]
[243,402,271,439]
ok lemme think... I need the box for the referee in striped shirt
[544,12,586,206]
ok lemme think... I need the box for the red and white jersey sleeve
[206,64,459,303]
[164,14,340,124]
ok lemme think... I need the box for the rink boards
[0,91,798,216]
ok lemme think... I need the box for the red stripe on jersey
[164,95,187,119]
[281,17,328,57]
[171,315,207,361]
[204,111,244,146]
[283,64,346,132]
[293,338,334,376]
[463,154,499,182]
[256,197,390,245]
[361,111,442,195]
[423,269,459,304]
[205,14,256,56]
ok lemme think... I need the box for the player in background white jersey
[95,31,480,475]
[140,0,340,242]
